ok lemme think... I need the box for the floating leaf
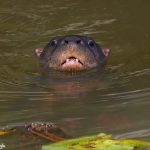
[0,128,16,136]
[42,133,150,150]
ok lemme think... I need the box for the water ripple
[105,88,150,97]
[115,129,150,139]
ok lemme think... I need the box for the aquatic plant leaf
[42,133,150,150]
[0,128,16,136]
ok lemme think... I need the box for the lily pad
[42,133,150,150]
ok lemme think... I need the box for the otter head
[35,35,110,71]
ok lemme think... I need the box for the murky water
[0,0,150,149]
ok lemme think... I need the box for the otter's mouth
[61,57,84,70]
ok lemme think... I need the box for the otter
[35,35,110,71]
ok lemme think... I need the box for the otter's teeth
[75,59,79,62]
[66,59,70,62]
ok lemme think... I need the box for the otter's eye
[88,40,95,47]
[50,40,57,46]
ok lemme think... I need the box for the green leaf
[42,133,150,150]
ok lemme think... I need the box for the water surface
[0,0,150,149]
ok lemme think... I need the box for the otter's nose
[61,36,84,45]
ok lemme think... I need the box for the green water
[0,0,150,149]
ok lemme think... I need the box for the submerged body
[35,35,110,71]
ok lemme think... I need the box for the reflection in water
[0,70,150,149]
[0,0,150,149]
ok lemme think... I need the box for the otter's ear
[102,48,110,57]
[35,48,43,57]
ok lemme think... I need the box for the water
[0,0,150,149]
